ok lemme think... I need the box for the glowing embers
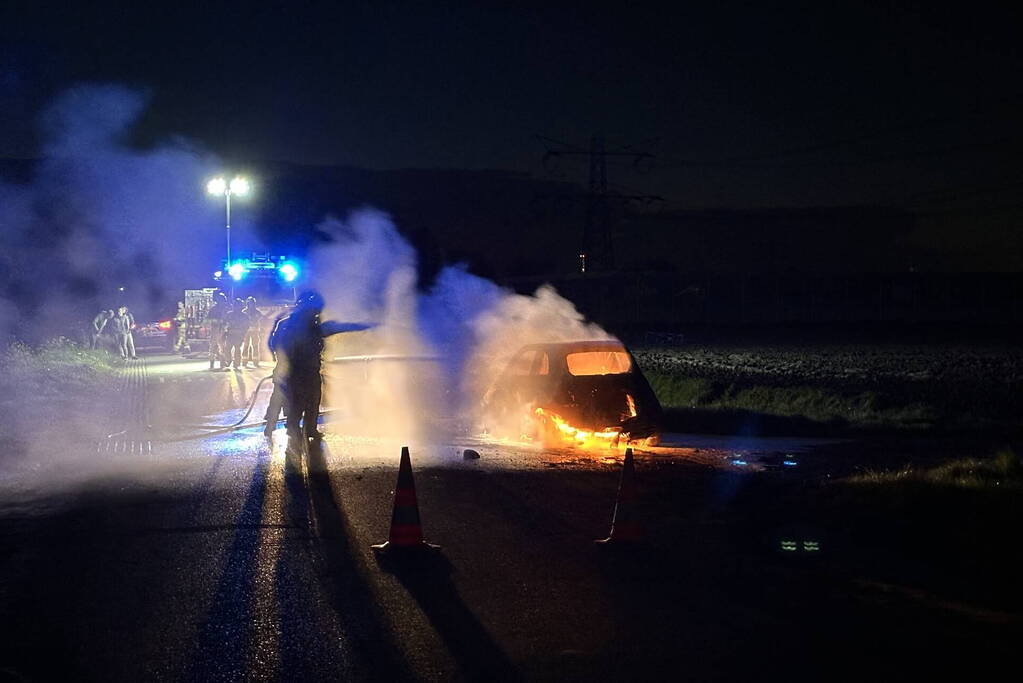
[533,407,623,449]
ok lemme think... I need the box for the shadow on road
[377,551,520,682]
[302,440,415,681]
[190,449,270,680]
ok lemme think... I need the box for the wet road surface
[0,437,407,681]
[0,355,1018,681]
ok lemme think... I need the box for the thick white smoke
[0,83,222,342]
[0,84,222,474]
[310,209,439,445]
[309,209,613,445]
[0,83,614,474]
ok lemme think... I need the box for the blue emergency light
[279,261,300,282]
[227,261,249,281]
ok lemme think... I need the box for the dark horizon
[2,1,1022,310]
[3,3,1020,205]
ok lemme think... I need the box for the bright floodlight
[279,262,299,282]
[227,262,246,281]
[229,176,250,196]
[206,177,227,196]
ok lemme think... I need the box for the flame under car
[482,340,662,447]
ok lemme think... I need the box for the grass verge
[839,448,1022,603]
[0,339,122,462]
[846,447,1023,490]
[645,371,937,432]
[738,448,1023,610]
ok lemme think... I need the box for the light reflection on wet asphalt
[158,398,836,474]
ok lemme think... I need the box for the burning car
[482,340,662,447]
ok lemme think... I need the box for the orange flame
[534,407,624,449]
[625,393,637,418]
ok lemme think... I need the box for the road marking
[95,439,154,455]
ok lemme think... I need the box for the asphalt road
[0,355,1017,681]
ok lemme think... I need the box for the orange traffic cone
[596,447,643,544]
[372,446,440,554]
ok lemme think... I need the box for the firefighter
[263,309,289,437]
[172,301,190,354]
[224,298,249,369]
[242,297,262,368]
[268,290,374,447]
[207,292,229,370]
[90,309,114,350]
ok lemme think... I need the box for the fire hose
[159,376,351,443]
[105,375,276,441]
[152,354,442,443]
[180,373,275,430]
[180,355,439,432]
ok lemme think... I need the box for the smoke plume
[0,84,222,477]
[0,83,613,476]
[0,83,222,341]
[311,209,612,445]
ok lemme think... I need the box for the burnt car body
[483,340,662,443]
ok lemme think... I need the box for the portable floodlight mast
[206,175,251,297]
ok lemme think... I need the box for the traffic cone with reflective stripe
[372,446,440,555]
[596,447,643,544]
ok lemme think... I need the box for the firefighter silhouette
[268,290,374,445]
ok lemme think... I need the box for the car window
[535,352,550,375]
[565,350,632,376]
[507,349,537,376]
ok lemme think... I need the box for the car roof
[517,339,628,354]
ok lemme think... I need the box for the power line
[536,134,662,272]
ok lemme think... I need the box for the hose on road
[178,374,274,429]
[155,353,436,443]
[158,374,342,443]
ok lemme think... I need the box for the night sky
[2,1,1021,264]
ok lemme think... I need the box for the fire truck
[145,254,302,352]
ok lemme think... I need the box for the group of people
[206,293,265,370]
[90,306,138,360]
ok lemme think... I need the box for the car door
[484,347,537,415]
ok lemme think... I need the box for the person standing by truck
[242,297,262,368]
[224,298,250,369]
[172,301,190,354]
[207,292,229,370]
